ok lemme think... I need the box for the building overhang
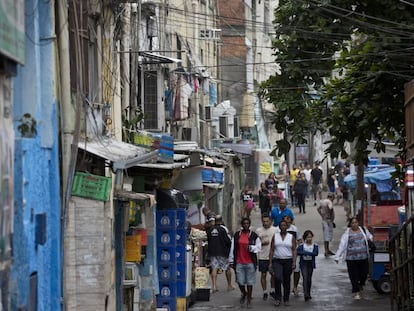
[78,138,158,169]
[139,52,182,64]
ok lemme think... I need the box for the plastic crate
[158,264,177,283]
[176,280,186,298]
[175,229,186,246]
[159,283,176,298]
[176,262,186,281]
[175,209,186,229]
[71,172,112,201]
[157,230,176,247]
[156,297,176,311]
[175,245,186,263]
[156,210,176,228]
[158,247,176,264]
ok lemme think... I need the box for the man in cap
[206,214,235,292]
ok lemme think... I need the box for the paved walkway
[189,196,392,310]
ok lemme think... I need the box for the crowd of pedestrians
[200,160,374,308]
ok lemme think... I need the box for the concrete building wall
[64,197,115,310]
[11,1,62,309]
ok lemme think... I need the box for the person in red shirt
[229,218,261,308]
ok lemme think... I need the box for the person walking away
[258,182,271,216]
[293,173,308,213]
[317,193,336,256]
[297,230,319,301]
[327,168,336,194]
[269,219,297,306]
[255,214,277,301]
[310,162,323,206]
[206,214,234,292]
[303,163,312,198]
[229,217,261,308]
[336,166,345,204]
[334,217,373,300]
[241,185,254,218]
[270,198,295,227]
[289,164,300,207]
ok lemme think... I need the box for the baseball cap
[207,212,216,222]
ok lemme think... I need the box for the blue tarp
[344,167,396,193]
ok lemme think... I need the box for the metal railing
[389,215,414,310]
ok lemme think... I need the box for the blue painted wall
[11,0,62,310]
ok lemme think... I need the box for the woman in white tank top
[268,220,297,306]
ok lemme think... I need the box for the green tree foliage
[262,0,413,164]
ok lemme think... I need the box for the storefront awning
[78,138,158,169]
[139,52,182,64]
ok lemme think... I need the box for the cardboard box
[194,267,210,288]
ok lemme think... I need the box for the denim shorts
[235,263,256,286]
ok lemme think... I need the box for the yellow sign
[260,162,272,174]
[125,235,141,262]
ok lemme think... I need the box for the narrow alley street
[189,197,392,311]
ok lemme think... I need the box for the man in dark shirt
[206,215,235,292]
[310,162,323,205]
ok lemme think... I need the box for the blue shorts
[235,263,256,286]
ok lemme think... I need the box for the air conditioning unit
[182,127,198,141]
[200,29,221,40]
[205,106,212,121]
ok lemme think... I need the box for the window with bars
[144,71,158,129]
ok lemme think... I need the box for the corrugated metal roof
[78,138,158,168]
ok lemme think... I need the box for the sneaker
[270,291,276,300]
[263,293,268,301]
[240,295,246,305]
[284,301,290,306]
[274,300,281,307]
[354,293,361,300]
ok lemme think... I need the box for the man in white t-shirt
[256,214,277,301]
